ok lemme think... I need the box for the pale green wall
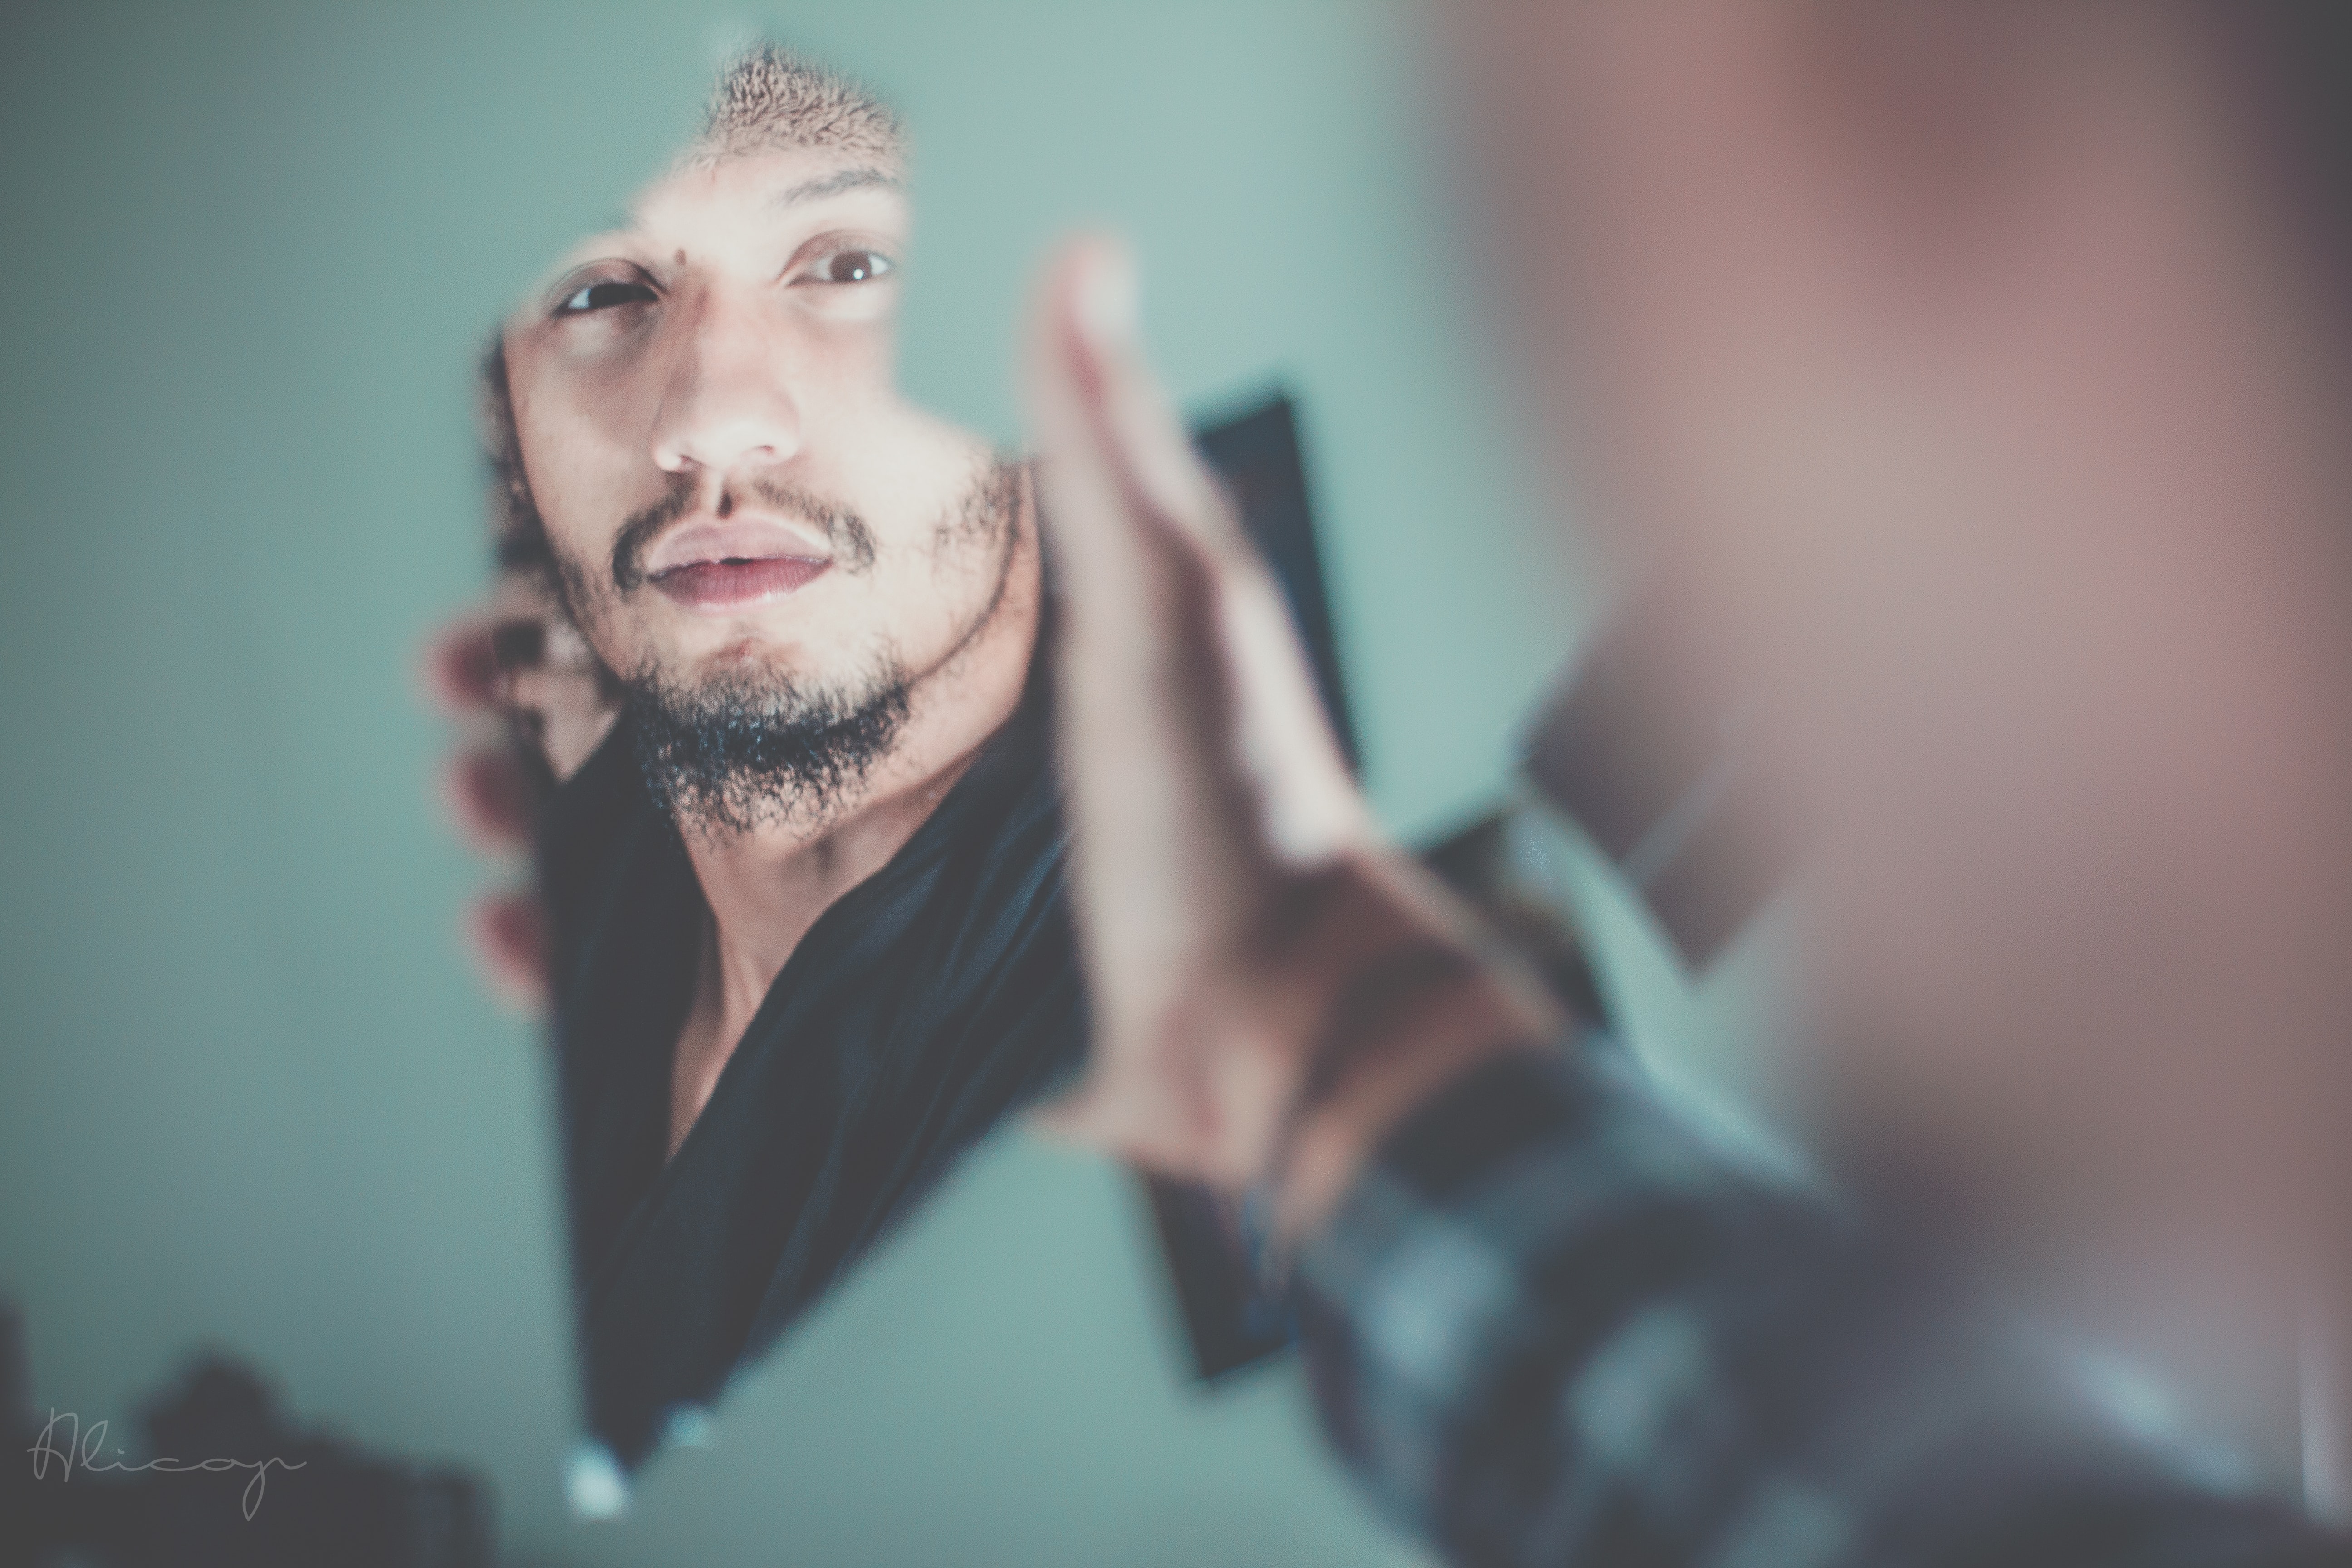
[0,4,1713,1563]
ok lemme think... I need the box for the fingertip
[1065,233,1139,357]
[1029,233,1137,389]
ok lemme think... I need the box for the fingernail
[1073,238,1138,351]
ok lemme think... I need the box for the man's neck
[666,521,1043,1154]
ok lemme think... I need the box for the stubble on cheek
[927,455,1025,569]
[878,456,1029,691]
[531,510,662,699]
[538,528,622,669]
[948,458,1029,634]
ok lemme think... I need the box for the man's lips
[652,555,831,610]
[639,513,835,611]
[641,513,832,574]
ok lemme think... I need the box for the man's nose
[648,291,803,476]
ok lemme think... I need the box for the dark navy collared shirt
[541,669,1083,1473]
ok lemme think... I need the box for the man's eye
[810,250,893,285]
[555,279,657,316]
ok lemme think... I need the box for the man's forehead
[627,144,904,231]
[513,46,908,302]
[532,146,905,272]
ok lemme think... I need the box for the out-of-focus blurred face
[1454,1,2352,1279]
[502,140,1017,775]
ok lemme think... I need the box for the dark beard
[622,658,911,836]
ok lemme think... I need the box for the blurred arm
[1290,1039,2352,1567]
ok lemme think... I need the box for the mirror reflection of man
[430,47,1078,1478]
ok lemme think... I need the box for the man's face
[500,141,1018,776]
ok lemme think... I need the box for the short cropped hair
[688,42,904,167]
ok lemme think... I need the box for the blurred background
[0,2,1764,1562]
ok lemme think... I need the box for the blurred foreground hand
[1023,237,1558,1226]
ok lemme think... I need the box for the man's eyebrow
[771,167,902,207]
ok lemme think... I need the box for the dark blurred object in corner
[3,1301,493,1568]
